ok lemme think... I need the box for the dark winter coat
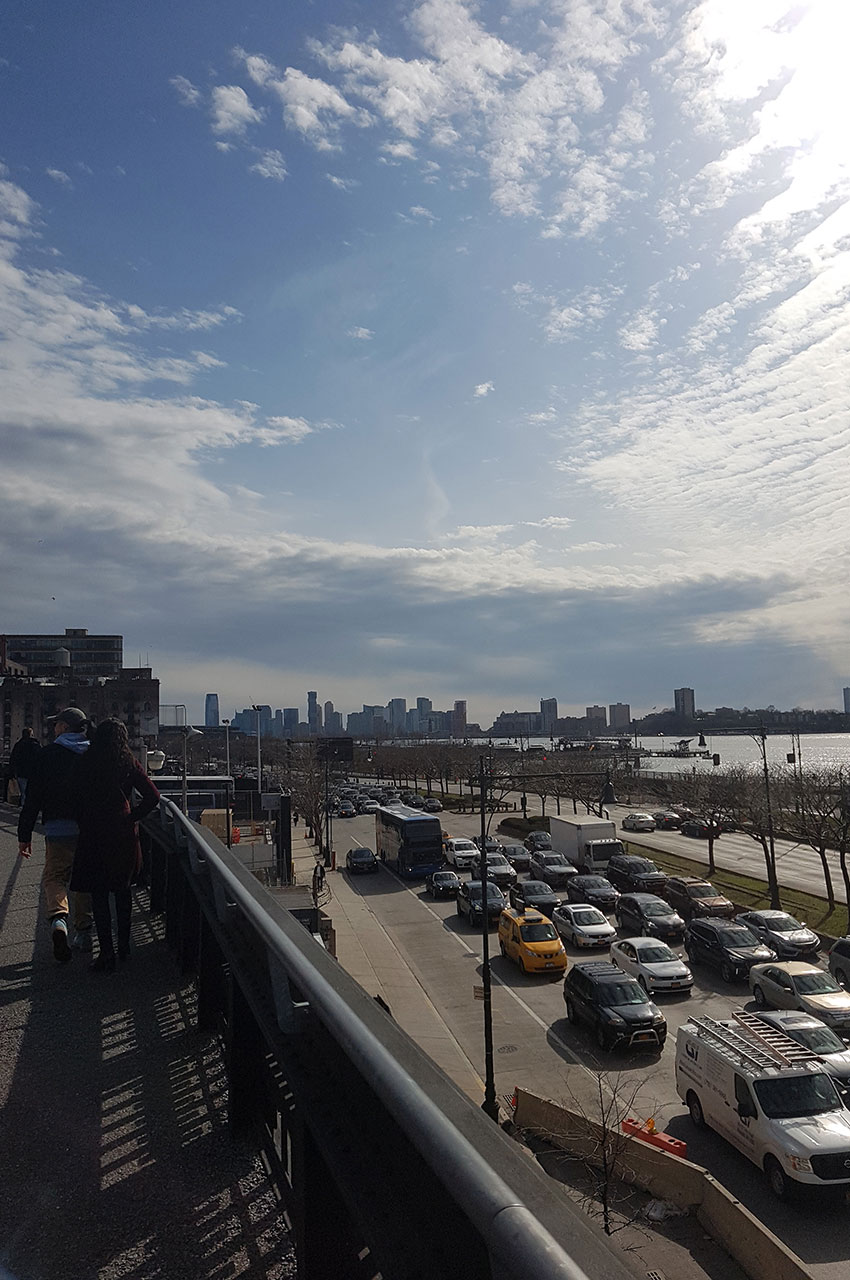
[70,760,160,893]
[9,736,41,780]
[18,739,85,843]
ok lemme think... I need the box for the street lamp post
[180,726,203,814]
[222,718,232,847]
[478,754,498,1122]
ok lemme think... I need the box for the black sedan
[680,819,710,838]
[346,846,378,874]
[425,869,462,899]
[501,843,531,871]
[566,874,619,911]
[509,880,562,917]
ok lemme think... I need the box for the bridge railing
[144,798,635,1280]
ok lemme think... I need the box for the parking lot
[334,808,849,1280]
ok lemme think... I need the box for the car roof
[754,1010,823,1030]
[572,961,636,982]
[670,876,710,887]
[758,961,823,975]
[623,892,667,904]
[522,880,552,892]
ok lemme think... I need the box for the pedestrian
[18,707,94,963]
[293,810,299,827]
[70,719,160,973]
[9,727,41,803]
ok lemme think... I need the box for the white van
[675,1011,850,1199]
[443,838,480,870]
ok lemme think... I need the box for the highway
[333,808,849,1280]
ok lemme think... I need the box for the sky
[2,0,849,727]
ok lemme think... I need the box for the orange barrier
[621,1116,687,1159]
[232,825,241,844]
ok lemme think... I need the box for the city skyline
[3,4,849,714]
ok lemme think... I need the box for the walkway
[0,805,293,1280]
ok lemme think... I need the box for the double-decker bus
[375,805,443,878]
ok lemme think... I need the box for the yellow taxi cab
[498,908,567,975]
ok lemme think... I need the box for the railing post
[197,911,222,1032]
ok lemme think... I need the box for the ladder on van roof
[687,1013,818,1071]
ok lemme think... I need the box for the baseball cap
[46,707,89,731]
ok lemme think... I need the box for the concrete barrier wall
[513,1089,812,1280]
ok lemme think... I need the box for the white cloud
[211,85,263,137]
[235,48,370,150]
[46,168,72,186]
[409,204,437,221]
[258,416,338,445]
[171,75,203,109]
[473,381,494,397]
[347,326,374,340]
[326,173,359,190]
[250,149,287,181]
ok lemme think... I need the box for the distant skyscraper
[609,702,631,730]
[388,698,407,732]
[844,687,850,715]
[307,691,319,735]
[586,705,607,732]
[452,700,467,738]
[283,707,299,735]
[204,693,220,727]
[674,688,696,720]
[540,697,558,734]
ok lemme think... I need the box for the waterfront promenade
[0,804,293,1280]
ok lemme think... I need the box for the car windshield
[351,849,372,859]
[581,878,608,890]
[754,1073,842,1119]
[572,909,607,926]
[630,859,657,873]
[453,842,476,851]
[520,923,558,942]
[469,884,505,901]
[602,983,649,1007]
[765,914,802,932]
[433,872,456,883]
[638,945,677,963]
[643,902,673,917]
[717,927,759,947]
[524,882,551,894]
[689,885,717,898]
[487,854,509,866]
[786,1025,846,1054]
[794,972,842,995]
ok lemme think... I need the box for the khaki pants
[43,837,93,932]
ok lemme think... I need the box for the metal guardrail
[143,798,637,1280]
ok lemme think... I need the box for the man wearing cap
[18,708,94,963]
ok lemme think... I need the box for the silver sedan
[609,937,693,994]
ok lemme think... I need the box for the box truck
[549,815,625,870]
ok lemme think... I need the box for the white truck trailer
[548,815,625,870]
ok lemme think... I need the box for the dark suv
[684,918,775,983]
[606,855,668,895]
[528,851,577,889]
[663,876,734,920]
[566,874,619,911]
[456,880,506,927]
[615,893,685,944]
[524,830,552,852]
[563,961,667,1052]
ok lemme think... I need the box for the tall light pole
[251,705,263,814]
[478,754,498,1122]
[180,726,203,814]
[222,719,232,846]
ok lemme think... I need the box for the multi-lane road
[331,808,848,1280]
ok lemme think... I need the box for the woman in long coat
[71,719,160,972]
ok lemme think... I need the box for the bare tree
[670,768,742,876]
[785,766,841,911]
[728,761,785,909]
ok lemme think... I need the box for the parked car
[552,903,617,949]
[749,962,850,1032]
[484,851,517,889]
[528,851,578,889]
[345,846,378,874]
[685,918,775,983]
[750,1009,850,1092]
[663,876,735,920]
[473,835,503,855]
[359,799,380,814]
[565,874,619,911]
[337,800,356,818]
[680,819,710,838]
[609,937,693,994]
[509,880,562,917]
[615,893,685,944]
[651,810,681,830]
[456,880,506,927]
[828,937,850,988]
[563,961,667,1052]
[736,910,820,960]
[524,830,552,852]
[498,909,567,974]
[425,869,461,898]
[606,855,668,895]
[621,812,656,832]
[501,842,531,872]
[422,797,443,812]
[443,838,479,870]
